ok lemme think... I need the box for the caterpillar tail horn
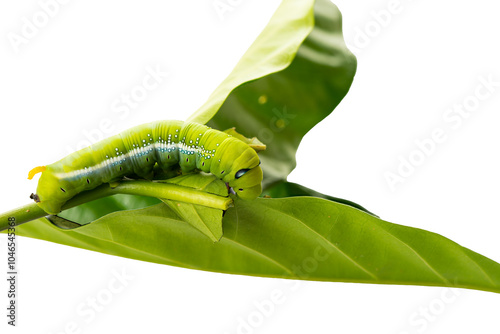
[28,166,46,180]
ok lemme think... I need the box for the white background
[1,0,499,333]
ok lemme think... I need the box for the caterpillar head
[227,165,263,200]
[218,143,263,200]
[28,166,75,215]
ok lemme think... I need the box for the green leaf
[14,197,500,294]
[203,0,357,187]
[162,201,223,243]
[187,0,316,125]
[160,173,228,242]
[263,180,377,217]
[159,173,228,197]
[222,127,266,152]
[58,194,161,226]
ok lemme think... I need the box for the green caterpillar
[28,120,263,214]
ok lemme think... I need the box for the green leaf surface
[263,180,377,216]
[58,194,161,226]
[14,197,500,294]
[187,0,316,125]
[160,173,228,197]
[160,173,228,242]
[162,201,223,242]
[204,0,357,187]
[222,127,266,152]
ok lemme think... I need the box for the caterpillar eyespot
[235,169,250,179]
[27,120,264,215]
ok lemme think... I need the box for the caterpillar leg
[30,193,40,203]
[108,181,121,189]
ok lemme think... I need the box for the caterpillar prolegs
[28,120,263,214]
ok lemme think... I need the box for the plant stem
[0,203,46,231]
[111,180,232,210]
[0,181,232,231]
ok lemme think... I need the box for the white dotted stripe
[53,141,214,180]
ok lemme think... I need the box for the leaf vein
[223,238,295,276]
[376,225,450,284]
[262,204,379,280]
